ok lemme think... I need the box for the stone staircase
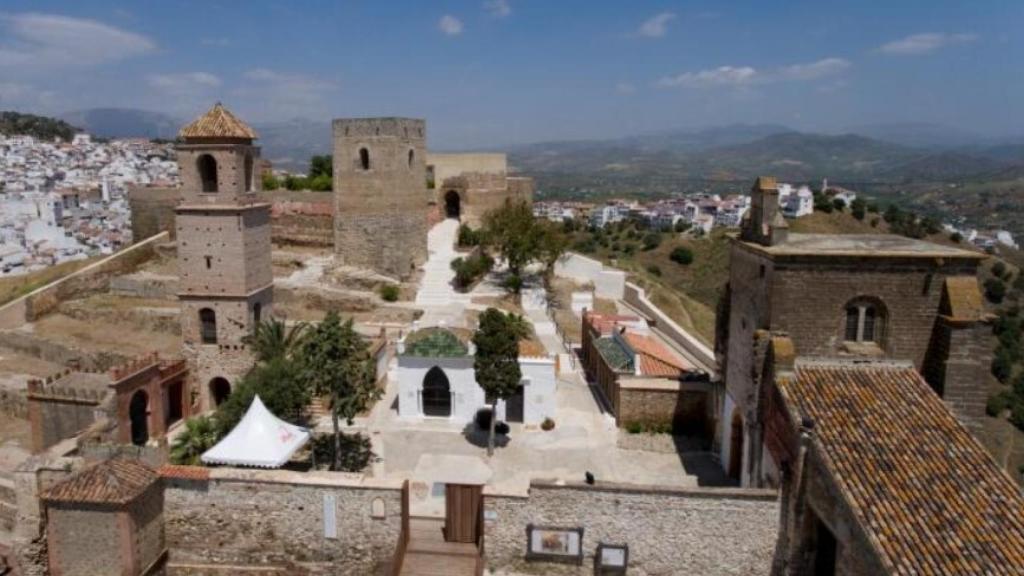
[399,518,480,576]
[415,220,471,308]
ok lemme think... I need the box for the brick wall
[618,380,713,435]
[45,506,123,576]
[484,481,779,575]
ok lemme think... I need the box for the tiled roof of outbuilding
[622,332,691,377]
[179,102,258,140]
[403,327,469,358]
[42,458,158,506]
[593,337,632,372]
[777,362,1024,575]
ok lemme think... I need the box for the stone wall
[0,231,169,330]
[483,481,779,575]
[164,469,403,575]
[0,386,27,419]
[618,379,714,435]
[45,505,123,575]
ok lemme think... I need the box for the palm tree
[244,318,309,363]
[170,415,219,465]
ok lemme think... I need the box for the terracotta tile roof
[943,276,984,321]
[42,458,158,506]
[158,464,211,481]
[585,312,641,335]
[622,332,691,377]
[179,102,258,140]
[777,362,1024,575]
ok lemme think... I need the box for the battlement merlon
[332,117,426,139]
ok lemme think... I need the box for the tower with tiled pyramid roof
[174,103,272,411]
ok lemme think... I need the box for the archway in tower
[209,377,231,407]
[129,390,149,446]
[444,190,461,220]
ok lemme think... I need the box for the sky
[0,0,1021,149]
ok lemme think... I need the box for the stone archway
[209,377,231,407]
[422,366,452,418]
[129,390,149,446]
[444,190,461,220]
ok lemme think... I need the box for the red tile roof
[777,362,1024,575]
[158,464,211,481]
[179,102,258,140]
[585,312,641,335]
[42,458,158,506]
[622,332,691,377]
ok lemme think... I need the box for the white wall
[397,356,484,422]
[518,357,557,425]
[554,253,626,299]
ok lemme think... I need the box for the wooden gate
[445,484,482,544]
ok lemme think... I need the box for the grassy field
[0,258,99,307]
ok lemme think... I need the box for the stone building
[581,311,713,435]
[333,117,429,279]
[174,104,272,411]
[26,353,189,453]
[718,176,988,487]
[762,337,1024,575]
[427,153,534,228]
[41,458,166,576]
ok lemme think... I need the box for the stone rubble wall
[484,481,779,576]
[164,470,403,575]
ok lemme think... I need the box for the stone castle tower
[175,103,273,411]
[333,117,428,279]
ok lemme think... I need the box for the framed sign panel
[526,524,584,565]
[595,542,629,574]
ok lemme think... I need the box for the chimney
[743,176,788,246]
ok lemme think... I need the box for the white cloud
[148,72,222,91]
[638,12,676,38]
[439,15,464,36]
[878,32,977,55]
[0,12,155,68]
[778,58,851,80]
[237,68,339,120]
[658,66,758,88]
[484,0,511,18]
[658,57,849,89]
[615,82,636,95]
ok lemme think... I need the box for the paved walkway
[415,219,469,310]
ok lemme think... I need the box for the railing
[390,480,411,576]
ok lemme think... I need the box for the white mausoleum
[396,327,557,425]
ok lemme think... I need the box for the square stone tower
[333,117,429,279]
[175,103,273,412]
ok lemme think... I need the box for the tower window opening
[359,148,371,170]
[197,154,218,192]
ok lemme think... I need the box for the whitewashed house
[396,327,557,425]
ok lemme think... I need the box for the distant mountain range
[32,109,1024,185]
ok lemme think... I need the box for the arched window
[244,153,254,192]
[408,149,415,169]
[197,154,218,192]
[199,308,217,344]
[359,148,370,171]
[444,190,461,220]
[843,298,885,344]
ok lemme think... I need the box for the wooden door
[444,484,482,543]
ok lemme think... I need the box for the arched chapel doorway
[129,390,149,446]
[422,366,452,418]
[209,377,231,407]
[444,190,461,220]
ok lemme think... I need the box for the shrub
[992,261,1008,279]
[311,432,374,472]
[870,218,880,228]
[495,422,510,435]
[950,232,963,243]
[850,198,866,221]
[502,274,524,293]
[642,232,662,251]
[674,220,692,233]
[988,391,1014,417]
[625,422,643,434]
[475,408,493,430]
[451,252,494,290]
[541,417,555,431]
[832,198,846,212]
[623,243,637,256]
[992,349,1013,382]
[670,246,694,265]
[985,278,1007,304]
[646,264,662,277]
[379,284,400,302]
[457,224,480,247]
[1010,400,1024,431]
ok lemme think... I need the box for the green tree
[992,261,1008,280]
[642,232,662,251]
[537,221,569,276]
[169,415,219,465]
[985,278,1007,304]
[850,198,867,221]
[832,198,847,212]
[262,173,281,191]
[473,308,523,456]
[309,155,333,179]
[480,200,561,293]
[243,318,309,363]
[300,312,380,470]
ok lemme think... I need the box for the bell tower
[174,103,273,412]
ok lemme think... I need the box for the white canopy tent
[201,395,310,468]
